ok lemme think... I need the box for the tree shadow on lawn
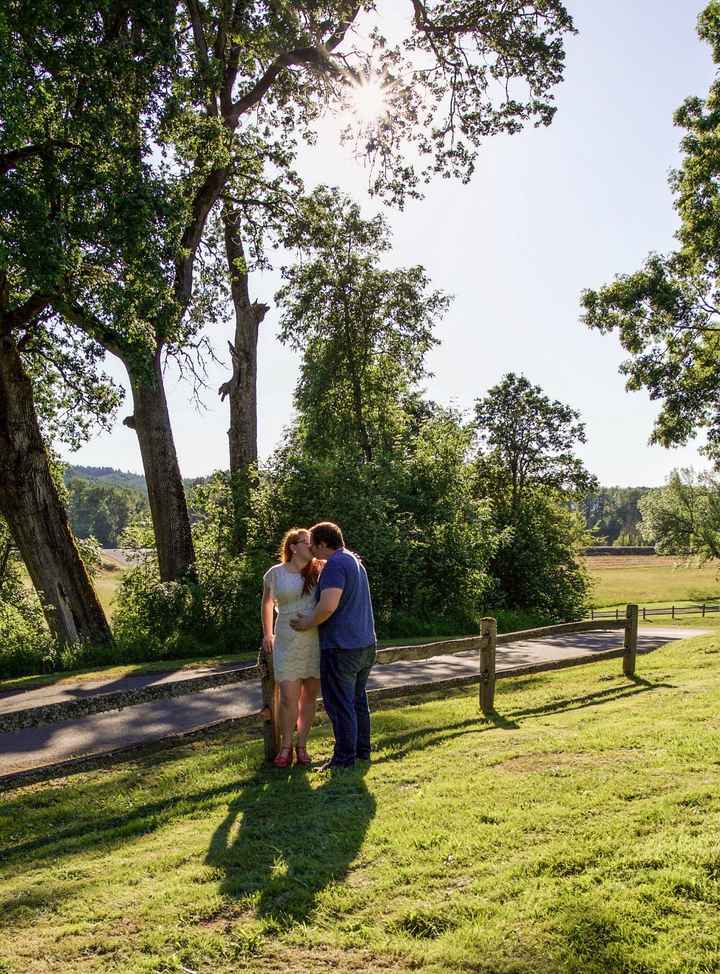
[0,680,669,875]
[206,765,375,925]
[372,678,674,766]
[0,764,375,932]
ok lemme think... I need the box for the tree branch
[228,6,359,126]
[0,141,75,175]
[175,165,229,307]
[185,0,219,116]
[4,293,53,333]
[51,297,128,361]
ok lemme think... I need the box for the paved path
[0,627,706,781]
[0,660,250,716]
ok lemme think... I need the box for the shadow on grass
[0,761,375,932]
[0,680,670,874]
[206,766,375,924]
[371,679,672,766]
[0,774,243,869]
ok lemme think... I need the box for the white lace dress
[264,563,321,682]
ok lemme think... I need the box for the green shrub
[489,490,591,623]
[111,476,272,661]
[0,595,57,678]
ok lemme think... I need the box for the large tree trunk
[218,206,269,552]
[0,333,112,645]
[124,346,196,582]
[219,205,268,475]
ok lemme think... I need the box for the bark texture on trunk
[125,348,196,582]
[0,333,112,645]
[219,207,268,474]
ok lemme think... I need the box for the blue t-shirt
[316,548,376,651]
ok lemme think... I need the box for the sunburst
[346,73,390,128]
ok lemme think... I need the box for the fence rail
[590,602,720,621]
[259,605,640,761]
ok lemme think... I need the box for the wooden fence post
[623,603,639,678]
[257,647,280,761]
[479,617,497,714]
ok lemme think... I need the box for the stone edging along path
[0,664,260,735]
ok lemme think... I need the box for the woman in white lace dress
[261,528,322,767]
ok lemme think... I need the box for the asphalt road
[0,627,706,780]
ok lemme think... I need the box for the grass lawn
[92,553,128,618]
[586,555,720,608]
[93,571,123,619]
[2,631,719,973]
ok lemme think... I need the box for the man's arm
[290,588,342,630]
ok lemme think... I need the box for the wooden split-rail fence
[590,602,720,621]
[258,604,640,761]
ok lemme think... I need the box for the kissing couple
[261,521,377,771]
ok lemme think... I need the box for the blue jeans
[320,644,376,766]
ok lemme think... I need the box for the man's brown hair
[310,521,344,549]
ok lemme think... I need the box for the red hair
[279,528,321,595]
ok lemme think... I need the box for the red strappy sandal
[273,746,293,768]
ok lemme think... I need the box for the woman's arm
[261,578,275,654]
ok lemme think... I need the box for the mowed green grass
[2,632,720,973]
[587,555,720,608]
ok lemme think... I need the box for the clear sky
[61,0,717,487]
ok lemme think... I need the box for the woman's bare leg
[296,677,321,747]
[277,680,301,749]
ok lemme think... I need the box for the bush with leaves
[0,520,57,677]
[488,489,591,622]
[0,516,108,677]
[112,473,276,661]
[265,406,499,638]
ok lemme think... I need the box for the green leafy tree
[474,373,597,513]
[638,468,720,559]
[582,486,653,545]
[270,198,497,633]
[276,187,449,463]
[66,478,148,547]
[581,4,720,460]
[0,1,177,644]
[474,374,595,618]
[3,0,575,586]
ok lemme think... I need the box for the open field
[586,555,720,608]
[1,630,719,973]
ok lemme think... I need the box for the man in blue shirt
[290,521,377,769]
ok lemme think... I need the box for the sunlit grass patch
[587,555,720,608]
[1,630,719,972]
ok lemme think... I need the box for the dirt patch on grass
[494,749,640,773]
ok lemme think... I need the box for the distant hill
[64,465,148,494]
[63,465,218,495]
